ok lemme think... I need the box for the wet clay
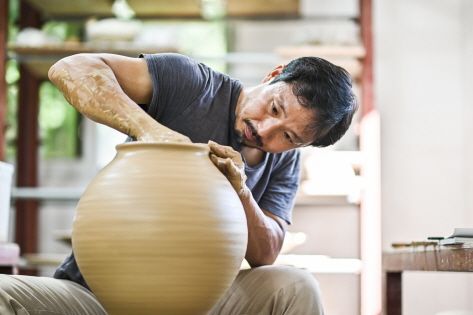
[72,142,248,315]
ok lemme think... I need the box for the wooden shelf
[25,0,299,19]
[9,43,363,79]
[11,187,85,201]
[294,193,358,206]
[8,43,178,79]
[241,255,362,274]
[276,44,365,59]
[21,253,67,267]
[276,255,362,274]
[23,253,363,275]
[9,43,178,56]
[275,45,364,79]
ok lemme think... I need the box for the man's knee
[249,266,324,314]
[254,265,320,292]
[0,275,106,315]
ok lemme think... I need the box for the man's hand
[138,126,191,143]
[208,141,248,197]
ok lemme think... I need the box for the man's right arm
[48,53,190,143]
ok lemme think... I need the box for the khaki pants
[0,266,324,315]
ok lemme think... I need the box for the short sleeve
[140,53,209,123]
[258,150,301,224]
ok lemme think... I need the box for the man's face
[234,81,316,154]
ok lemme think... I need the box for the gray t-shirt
[54,53,300,289]
[142,53,301,223]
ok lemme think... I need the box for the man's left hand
[208,141,248,197]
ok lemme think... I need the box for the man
[0,52,357,314]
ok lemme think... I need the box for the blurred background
[0,0,472,314]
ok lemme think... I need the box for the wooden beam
[19,1,42,28]
[0,0,8,161]
[385,272,402,315]
[15,0,42,275]
[360,0,374,116]
[15,63,40,256]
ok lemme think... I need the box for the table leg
[386,272,402,315]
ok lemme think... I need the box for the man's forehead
[271,82,302,106]
[272,82,293,95]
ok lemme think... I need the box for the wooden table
[383,244,473,315]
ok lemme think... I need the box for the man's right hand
[48,54,192,145]
[138,126,192,143]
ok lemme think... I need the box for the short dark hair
[271,57,358,147]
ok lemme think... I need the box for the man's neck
[240,146,265,167]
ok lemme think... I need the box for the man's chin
[242,141,264,151]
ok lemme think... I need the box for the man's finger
[208,141,239,159]
[210,154,229,174]
[225,158,240,177]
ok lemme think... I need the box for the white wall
[462,0,473,304]
[375,0,473,314]
[463,0,473,235]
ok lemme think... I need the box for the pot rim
[116,141,209,153]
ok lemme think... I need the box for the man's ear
[262,65,285,83]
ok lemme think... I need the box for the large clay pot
[72,142,248,315]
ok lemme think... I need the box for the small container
[0,162,14,242]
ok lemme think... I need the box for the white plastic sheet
[0,162,14,242]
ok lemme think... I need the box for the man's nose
[257,118,280,140]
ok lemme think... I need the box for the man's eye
[271,103,278,115]
[284,132,292,143]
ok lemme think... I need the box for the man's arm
[239,189,287,266]
[48,53,189,143]
[208,141,286,266]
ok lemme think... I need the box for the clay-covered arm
[48,53,190,143]
[208,141,286,266]
[238,189,286,266]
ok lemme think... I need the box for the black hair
[271,57,358,147]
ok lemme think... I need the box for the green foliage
[8,0,19,42]
[5,72,80,161]
[4,4,227,161]
[5,61,18,161]
[42,21,82,41]
[178,20,227,71]
[5,0,81,161]
[39,83,79,159]
[5,60,19,84]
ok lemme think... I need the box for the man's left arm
[238,188,287,266]
[208,141,289,267]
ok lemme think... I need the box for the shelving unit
[8,43,178,79]
[1,0,379,314]
[8,43,364,80]
[23,0,300,19]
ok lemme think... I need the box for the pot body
[72,142,248,315]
